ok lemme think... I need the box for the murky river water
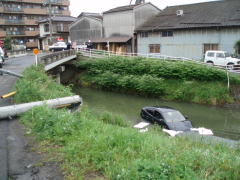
[75,88,240,140]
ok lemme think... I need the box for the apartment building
[39,15,76,50]
[0,0,70,49]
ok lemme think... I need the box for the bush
[77,57,235,105]
[14,65,73,103]
[76,57,240,84]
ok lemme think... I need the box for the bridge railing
[38,49,76,66]
[77,48,195,61]
[77,48,240,74]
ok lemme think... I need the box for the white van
[204,50,240,66]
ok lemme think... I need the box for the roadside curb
[8,54,28,58]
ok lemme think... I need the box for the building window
[44,24,49,32]
[140,32,148,38]
[149,44,160,53]
[162,31,173,37]
[203,44,219,54]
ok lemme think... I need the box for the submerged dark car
[140,106,192,131]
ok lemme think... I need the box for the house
[39,16,77,50]
[69,12,103,45]
[95,2,160,54]
[0,0,70,50]
[135,0,240,60]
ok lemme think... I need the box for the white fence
[77,48,240,74]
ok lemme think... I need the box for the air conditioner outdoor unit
[176,10,184,16]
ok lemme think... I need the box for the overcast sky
[69,0,217,17]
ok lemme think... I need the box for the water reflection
[75,88,240,140]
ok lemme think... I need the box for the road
[0,55,63,180]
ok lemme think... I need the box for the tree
[4,37,12,50]
[234,40,240,55]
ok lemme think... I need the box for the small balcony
[1,0,23,1]
[6,31,25,36]
[25,31,39,36]
[61,10,71,16]
[23,0,42,3]
[0,31,6,38]
[5,19,24,25]
[26,41,38,48]
[0,19,4,25]
[20,0,69,5]
[23,8,48,15]
[24,19,37,25]
[48,0,70,6]
[4,7,23,13]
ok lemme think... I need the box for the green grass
[21,106,240,180]
[14,65,73,103]
[17,66,240,180]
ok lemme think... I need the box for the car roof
[206,50,227,53]
[143,106,177,113]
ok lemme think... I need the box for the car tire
[227,63,234,70]
[206,61,214,66]
[0,63,3,75]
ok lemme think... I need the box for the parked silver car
[49,42,67,52]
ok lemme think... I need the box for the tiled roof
[39,16,77,23]
[136,0,240,31]
[78,12,102,20]
[103,4,138,14]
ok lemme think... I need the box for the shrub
[76,57,237,105]
[14,65,73,103]
[76,57,240,84]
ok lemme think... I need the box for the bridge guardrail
[38,49,76,66]
[77,48,240,74]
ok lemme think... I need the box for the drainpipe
[49,1,53,44]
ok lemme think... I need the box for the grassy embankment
[15,66,240,179]
[75,56,240,105]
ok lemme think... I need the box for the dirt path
[0,55,64,180]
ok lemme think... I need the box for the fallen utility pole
[1,91,17,99]
[0,95,82,120]
[0,69,23,78]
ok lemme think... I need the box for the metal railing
[77,48,240,74]
[38,50,76,66]
[77,48,195,61]
[4,7,23,12]
[1,0,23,2]
[6,31,25,36]
[5,19,24,24]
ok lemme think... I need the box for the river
[75,87,240,140]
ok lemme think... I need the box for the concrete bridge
[38,48,240,75]
[38,49,76,71]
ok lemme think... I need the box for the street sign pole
[33,49,39,66]
[35,55,38,66]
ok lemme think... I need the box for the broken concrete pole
[0,69,23,78]
[0,95,82,119]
